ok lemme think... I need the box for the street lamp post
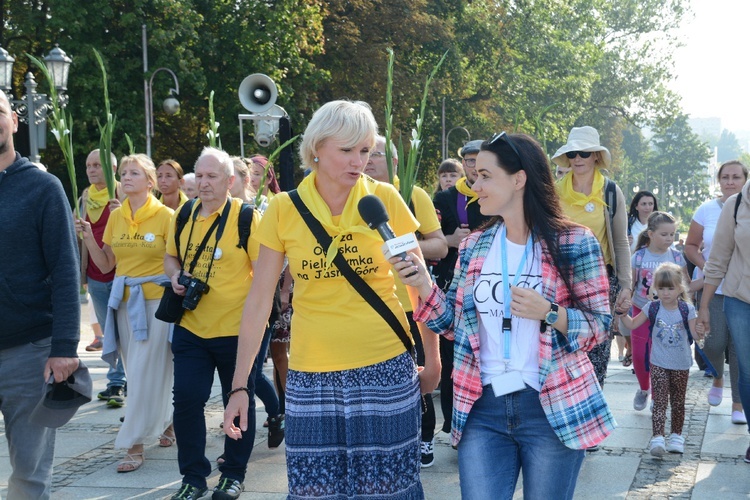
[142,24,180,158]
[443,126,470,160]
[0,44,72,163]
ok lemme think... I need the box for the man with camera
[164,147,261,500]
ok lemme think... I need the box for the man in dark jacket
[0,91,81,499]
[431,139,490,433]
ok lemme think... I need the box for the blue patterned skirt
[286,351,424,499]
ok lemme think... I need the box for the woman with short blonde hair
[225,100,439,498]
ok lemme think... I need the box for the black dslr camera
[178,272,210,310]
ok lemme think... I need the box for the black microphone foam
[358,194,390,229]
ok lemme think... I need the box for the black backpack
[174,198,254,253]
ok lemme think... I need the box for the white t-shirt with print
[474,229,542,390]
[631,248,685,310]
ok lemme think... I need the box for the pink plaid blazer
[414,222,617,449]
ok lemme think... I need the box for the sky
[670,0,750,133]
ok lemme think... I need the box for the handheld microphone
[358,195,418,263]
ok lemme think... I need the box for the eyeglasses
[369,151,386,158]
[463,158,476,167]
[565,151,592,159]
[488,131,522,164]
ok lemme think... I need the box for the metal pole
[143,24,151,157]
[24,73,40,163]
[441,97,446,160]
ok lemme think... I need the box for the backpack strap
[604,178,617,225]
[677,299,693,344]
[236,202,254,251]
[174,198,198,262]
[735,192,743,225]
[647,301,660,338]
[627,214,636,236]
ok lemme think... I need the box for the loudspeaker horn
[238,74,278,114]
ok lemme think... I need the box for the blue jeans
[86,278,126,388]
[171,326,257,489]
[0,339,55,499]
[723,296,750,434]
[457,385,585,500]
[254,327,279,417]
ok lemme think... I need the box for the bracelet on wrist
[226,387,250,399]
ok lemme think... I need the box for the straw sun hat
[551,126,611,170]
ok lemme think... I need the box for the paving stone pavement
[1,310,749,498]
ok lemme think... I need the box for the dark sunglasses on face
[565,151,592,159]
[488,131,522,162]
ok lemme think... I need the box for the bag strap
[288,190,414,355]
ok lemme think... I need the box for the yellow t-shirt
[559,196,611,266]
[103,199,174,300]
[166,198,261,339]
[395,186,441,313]
[254,182,419,372]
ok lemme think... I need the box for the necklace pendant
[584,202,596,213]
[214,248,223,260]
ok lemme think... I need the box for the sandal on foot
[622,354,632,367]
[159,433,176,447]
[117,452,144,473]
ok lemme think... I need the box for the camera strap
[181,199,233,283]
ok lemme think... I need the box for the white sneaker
[649,436,666,457]
[666,433,685,454]
[732,410,747,425]
[634,389,649,411]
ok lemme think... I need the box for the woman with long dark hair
[392,133,614,499]
[628,190,658,252]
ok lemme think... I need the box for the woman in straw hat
[553,126,631,393]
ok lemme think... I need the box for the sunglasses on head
[488,132,522,163]
[565,151,592,159]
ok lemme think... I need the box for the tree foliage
[715,129,743,163]
[1,0,697,202]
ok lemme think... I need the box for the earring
[313,156,319,163]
